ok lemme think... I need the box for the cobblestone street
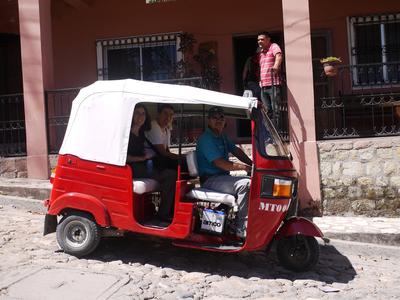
[1,203,400,300]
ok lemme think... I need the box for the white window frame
[347,13,400,88]
[96,32,182,80]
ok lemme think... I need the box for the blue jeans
[202,175,250,237]
[261,85,281,125]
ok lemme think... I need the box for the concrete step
[0,195,46,213]
[313,216,400,246]
[0,178,399,246]
[0,178,51,200]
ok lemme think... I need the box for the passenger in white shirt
[145,104,181,221]
[145,104,180,162]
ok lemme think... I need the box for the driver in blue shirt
[196,106,253,238]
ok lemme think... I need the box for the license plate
[201,209,225,234]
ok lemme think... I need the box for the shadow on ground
[81,234,356,283]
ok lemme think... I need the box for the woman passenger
[127,104,177,223]
[127,103,152,177]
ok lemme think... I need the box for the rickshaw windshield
[254,108,290,158]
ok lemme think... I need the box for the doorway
[232,33,284,138]
[311,31,332,139]
[0,33,22,94]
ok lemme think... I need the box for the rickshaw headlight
[260,176,293,198]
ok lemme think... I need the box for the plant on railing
[173,32,221,91]
[193,44,222,91]
[320,56,342,77]
[173,32,197,78]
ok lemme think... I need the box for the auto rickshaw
[43,79,323,272]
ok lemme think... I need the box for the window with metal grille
[96,32,181,81]
[348,13,400,87]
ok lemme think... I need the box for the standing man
[257,32,283,123]
[196,106,253,239]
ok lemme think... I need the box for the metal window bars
[315,61,400,140]
[0,93,26,157]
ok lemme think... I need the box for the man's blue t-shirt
[196,128,236,177]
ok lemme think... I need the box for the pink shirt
[259,43,282,87]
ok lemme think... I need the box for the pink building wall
[50,0,284,90]
[282,0,321,213]
[49,0,399,90]
[47,0,399,213]
[1,0,399,212]
[18,0,53,179]
[310,0,400,67]
[3,0,398,91]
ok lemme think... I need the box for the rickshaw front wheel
[276,235,319,272]
[56,212,101,257]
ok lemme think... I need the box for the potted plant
[320,56,342,77]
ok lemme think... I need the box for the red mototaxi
[43,79,323,272]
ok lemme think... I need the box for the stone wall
[0,157,28,178]
[3,140,400,217]
[0,155,58,178]
[318,137,400,217]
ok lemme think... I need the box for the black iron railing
[44,78,206,154]
[275,76,289,142]
[315,61,400,140]
[45,88,80,154]
[43,76,288,154]
[4,76,287,157]
[0,93,26,157]
[156,77,207,147]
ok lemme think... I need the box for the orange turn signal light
[272,178,292,198]
[50,167,56,184]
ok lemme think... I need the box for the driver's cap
[208,106,224,118]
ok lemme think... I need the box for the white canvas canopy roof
[59,79,257,166]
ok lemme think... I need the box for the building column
[282,0,321,215]
[18,0,54,179]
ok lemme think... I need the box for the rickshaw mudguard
[47,192,110,227]
[43,213,58,235]
[275,217,324,239]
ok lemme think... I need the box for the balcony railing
[2,76,288,157]
[315,61,400,140]
[45,87,80,154]
[161,77,207,147]
[275,76,289,142]
[44,78,207,154]
[0,93,26,157]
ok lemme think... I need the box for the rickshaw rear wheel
[276,235,319,272]
[56,212,101,257]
